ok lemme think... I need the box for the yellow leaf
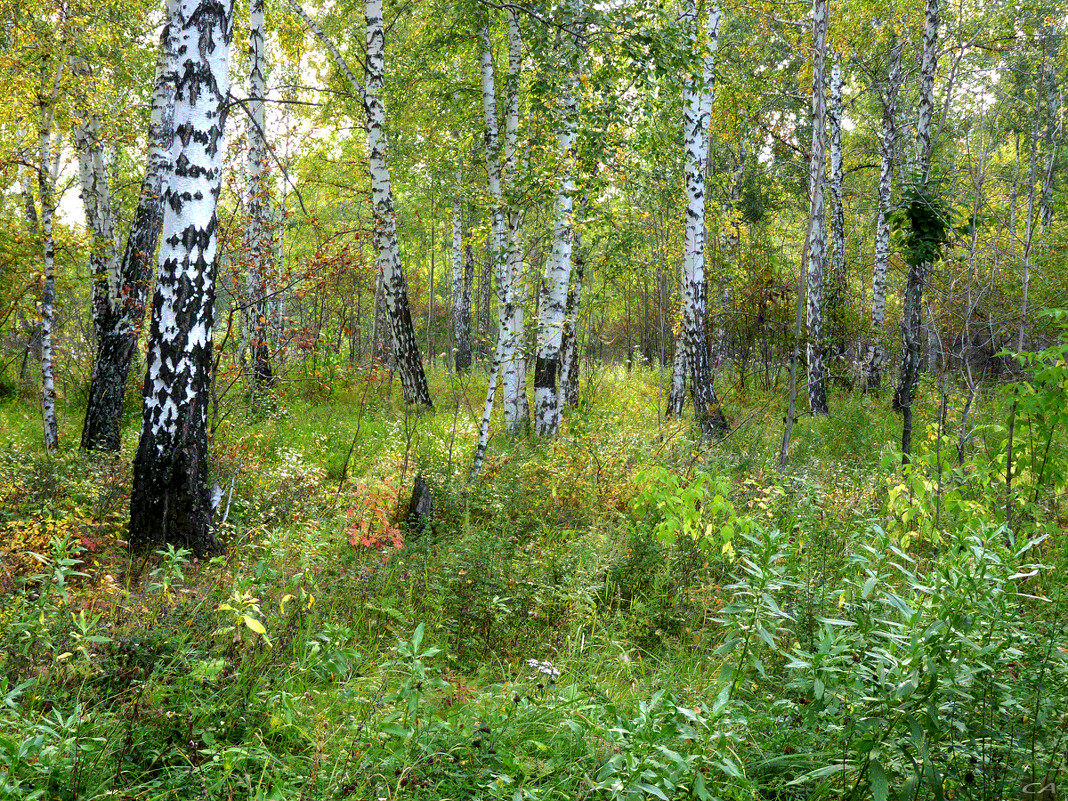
[243,615,266,635]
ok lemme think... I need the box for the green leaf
[870,760,889,801]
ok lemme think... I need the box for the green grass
[1,363,1066,800]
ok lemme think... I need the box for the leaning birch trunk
[680,0,728,435]
[38,96,59,451]
[534,0,582,437]
[825,51,848,381]
[365,0,432,405]
[804,0,829,415]
[82,2,178,451]
[244,0,274,396]
[128,0,234,555]
[893,0,939,424]
[862,40,903,393]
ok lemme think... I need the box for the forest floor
[1,363,1066,800]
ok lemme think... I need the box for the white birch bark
[502,9,528,428]
[667,335,686,415]
[82,3,178,451]
[72,66,121,349]
[805,0,829,415]
[476,17,524,450]
[451,162,473,374]
[129,0,234,554]
[862,39,903,392]
[894,0,939,418]
[286,0,430,405]
[678,0,728,435]
[825,50,847,374]
[245,0,273,392]
[365,0,432,405]
[38,92,60,451]
[534,0,582,437]
[558,225,585,409]
[1040,58,1060,231]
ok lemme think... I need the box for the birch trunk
[862,40,903,392]
[501,11,528,429]
[73,72,121,349]
[893,0,939,425]
[825,51,847,379]
[38,93,59,451]
[667,333,686,415]
[1040,58,1059,231]
[805,0,829,415]
[82,0,178,451]
[534,0,582,437]
[679,0,728,435]
[477,17,525,443]
[451,168,473,374]
[129,0,234,554]
[286,0,429,403]
[244,0,274,395]
[365,0,432,405]
[559,227,585,409]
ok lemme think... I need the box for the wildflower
[527,658,560,679]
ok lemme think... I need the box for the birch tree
[128,0,234,554]
[862,38,903,392]
[804,0,829,415]
[893,0,940,462]
[825,50,847,377]
[451,164,474,374]
[81,1,178,451]
[677,0,728,435]
[244,0,274,396]
[37,67,61,451]
[286,0,431,405]
[475,11,527,441]
[534,0,583,437]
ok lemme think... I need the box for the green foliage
[890,173,959,267]
[2,366,1068,801]
[1005,309,1068,512]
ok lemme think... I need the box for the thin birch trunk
[364,0,432,405]
[862,40,903,392]
[244,0,274,396]
[667,333,686,415]
[805,0,829,415]
[893,0,939,424]
[475,14,526,460]
[451,166,473,374]
[129,0,234,554]
[286,0,430,404]
[893,0,940,467]
[825,51,847,380]
[502,9,528,425]
[1039,58,1059,231]
[38,90,59,451]
[559,226,585,409]
[680,0,728,435]
[534,0,582,437]
[80,12,180,452]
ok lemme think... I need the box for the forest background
[1,0,1068,797]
